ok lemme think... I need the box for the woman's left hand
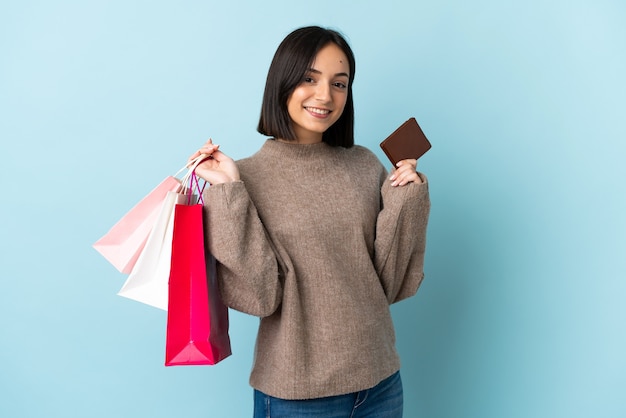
[389,159,423,186]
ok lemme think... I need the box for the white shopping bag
[116,156,206,310]
[117,190,189,310]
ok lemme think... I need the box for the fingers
[200,141,219,155]
[389,159,423,186]
[190,140,241,185]
[397,158,417,169]
[206,149,229,162]
[188,139,219,163]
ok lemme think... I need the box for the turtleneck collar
[259,138,342,162]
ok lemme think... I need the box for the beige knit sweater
[203,139,430,400]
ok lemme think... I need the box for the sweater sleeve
[374,173,431,304]
[202,181,282,317]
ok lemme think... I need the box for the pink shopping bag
[93,176,182,274]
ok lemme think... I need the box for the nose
[314,82,331,102]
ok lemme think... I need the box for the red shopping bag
[165,173,231,366]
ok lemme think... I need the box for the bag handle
[188,171,207,205]
[176,155,205,185]
[176,155,208,205]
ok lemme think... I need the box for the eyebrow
[308,68,350,78]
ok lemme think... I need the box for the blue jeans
[253,371,403,418]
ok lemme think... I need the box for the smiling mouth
[305,106,331,115]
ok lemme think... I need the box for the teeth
[306,107,330,115]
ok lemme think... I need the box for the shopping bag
[116,190,187,310]
[93,176,182,274]
[165,172,232,366]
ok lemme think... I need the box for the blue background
[1,1,625,417]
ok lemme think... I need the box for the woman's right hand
[188,139,240,185]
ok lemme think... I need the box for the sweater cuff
[203,180,247,209]
[381,172,429,206]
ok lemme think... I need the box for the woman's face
[285,43,350,144]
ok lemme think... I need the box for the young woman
[189,26,430,418]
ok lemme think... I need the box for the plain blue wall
[1,1,624,417]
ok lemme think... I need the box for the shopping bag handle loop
[174,155,209,205]
[188,171,207,205]
[174,155,204,192]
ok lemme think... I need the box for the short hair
[257,26,356,148]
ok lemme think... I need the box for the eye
[333,81,347,89]
[303,76,315,84]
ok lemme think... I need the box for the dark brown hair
[257,26,356,147]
